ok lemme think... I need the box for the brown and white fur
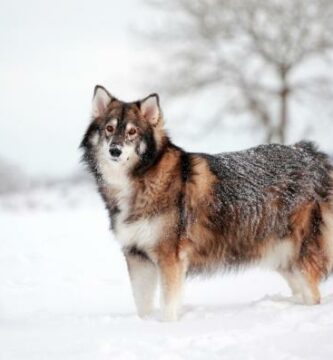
[80,85,333,321]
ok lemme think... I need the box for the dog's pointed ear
[92,85,113,118]
[140,94,161,126]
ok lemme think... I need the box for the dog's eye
[106,125,114,133]
[128,128,137,136]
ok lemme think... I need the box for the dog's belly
[114,215,165,249]
[185,236,296,276]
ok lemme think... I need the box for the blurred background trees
[142,0,333,143]
[0,157,28,194]
[1,0,333,188]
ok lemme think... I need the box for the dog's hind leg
[281,202,329,305]
[295,267,321,305]
[279,269,302,297]
[125,254,158,318]
[279,268,320,304]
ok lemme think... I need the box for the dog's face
[81,86,165,175]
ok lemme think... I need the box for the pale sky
[0,0,152,176]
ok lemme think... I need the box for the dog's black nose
[109,147,122,158]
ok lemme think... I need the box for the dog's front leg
[158,256,186,321]
[125,254,158,318]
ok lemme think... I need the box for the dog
[80,85,333,321]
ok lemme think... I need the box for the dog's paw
[137,308,154,319]
[160,309,179,322]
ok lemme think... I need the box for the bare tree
[142,0,333,143]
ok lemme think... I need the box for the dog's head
[81,85,167,177]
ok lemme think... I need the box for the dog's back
[180,141,333,304]
[192,141,332,255]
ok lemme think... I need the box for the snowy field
[1,184,333,360]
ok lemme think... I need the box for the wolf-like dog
[80,85,333,321]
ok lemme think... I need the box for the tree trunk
[276,67,290,144]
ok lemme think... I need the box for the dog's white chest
[114,216,164,248]
[98,156,164,249]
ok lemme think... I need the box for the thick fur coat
[81,85,333,321]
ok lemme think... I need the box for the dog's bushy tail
[320,171,333,275]
[294,142,333,275]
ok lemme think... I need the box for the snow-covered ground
[1,184,333,360]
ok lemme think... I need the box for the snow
[1,184,333,359]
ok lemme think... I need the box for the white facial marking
[108,118,118,128]
[126,123,134,131]
[101,124,139,167]
[120,143,137,162]
[139,141,147,155]
[96,140,129,186]
[90,132,100,146]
